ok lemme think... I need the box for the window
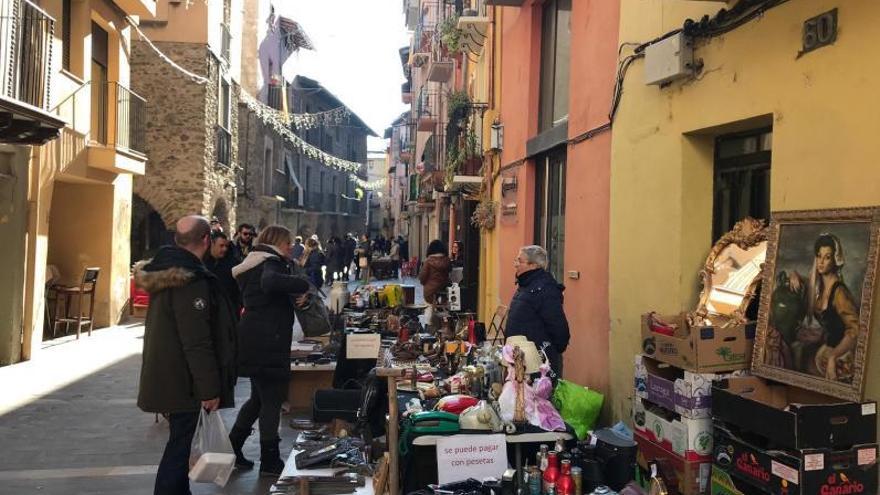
[62,0,71,71]
[538,0,571,131]
[534,147,567,281]
[262,144,273,195]
[713,129,772,241]
[219,78,231,129]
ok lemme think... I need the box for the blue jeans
[155,411,199,495]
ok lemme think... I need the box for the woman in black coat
[229,225,311,476]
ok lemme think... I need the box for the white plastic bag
[188,409,236,487]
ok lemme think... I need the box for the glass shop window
[534,146,567,281]
[713,128,772,241]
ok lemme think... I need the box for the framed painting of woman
[752,207,880,401]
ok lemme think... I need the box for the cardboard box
[710,466,768,495]
[635,430,711,495]
[713,421,878,495]
[712,376,877,450]
[635,355,748,419]
[633,396,714,462]
[640,313,755,373]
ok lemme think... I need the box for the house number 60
[802,9,838,54]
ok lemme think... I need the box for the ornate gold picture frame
[752,207,880,401]
[691,217,768,325]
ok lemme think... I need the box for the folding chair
[488,305,508,345]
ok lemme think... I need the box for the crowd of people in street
[135,214,570,494]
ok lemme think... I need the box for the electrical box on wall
[644,33,694,86]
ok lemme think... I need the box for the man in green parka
[135,215,238,495]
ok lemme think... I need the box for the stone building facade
[283,76,375,241]
[131,42,239,237]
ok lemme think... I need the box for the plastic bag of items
[188,409,235,487]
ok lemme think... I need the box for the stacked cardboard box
[710,376,879,495]
[634,311,755,495]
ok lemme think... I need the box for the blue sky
[277,1,411,151]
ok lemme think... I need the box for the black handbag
[295,293,332,337]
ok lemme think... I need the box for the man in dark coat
[205,231,241,312]
[229,223,255,263]
[505,245,570,378]
[135,215,238,495]
[342,233,357,280]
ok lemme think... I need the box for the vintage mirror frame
[751,207,880,401]
[691,217,769,326]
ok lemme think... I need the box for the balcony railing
[110,83,146,155]
[0,0,54,110]
[267,82,283,110]
[216,126,231,166]
[220,23,231,61]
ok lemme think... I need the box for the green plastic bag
[551,379,604,440]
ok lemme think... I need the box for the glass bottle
[570,466,583,495]
[555,438,566,454]
[543,451,560,494]
[538,444,549,472]
[528,466,541,495]
[557,460,574,495]
[590,486,613,495]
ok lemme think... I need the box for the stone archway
[131,194,172,262]
[211,197,230,232]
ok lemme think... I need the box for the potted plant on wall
[472,198,497,231]
[439,14,463,55]
[447,90,470,124]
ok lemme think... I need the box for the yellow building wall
[474,6,502,325]
[610,0,880,422]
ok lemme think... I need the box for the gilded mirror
[692,217,769,324]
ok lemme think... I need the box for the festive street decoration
[291,106,351,130]
[349,174,387,191]
[241,92,363,174]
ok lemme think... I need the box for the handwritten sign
[346,333,381,359]
[436,434,507,484]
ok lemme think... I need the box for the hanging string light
[291,106,351,130]
[349,175,387,191]
[241,92,364,174]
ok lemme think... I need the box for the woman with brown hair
[229,225,311,476]
[300,237,326,290]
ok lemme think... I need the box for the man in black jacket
[205,231,242,313]
[136,215,238,495]
[505,245,570,378]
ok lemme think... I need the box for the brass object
[690,217,768,327]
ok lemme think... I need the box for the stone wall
[131,41,237,230]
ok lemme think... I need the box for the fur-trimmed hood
[232,244,286,279]
[134,246,209,293]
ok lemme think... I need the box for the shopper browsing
[505,245,570,378]
[229,225,311,476]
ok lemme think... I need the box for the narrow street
[0,278,423,495]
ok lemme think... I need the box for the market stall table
[288,361,337,413]
[277,448,374,495]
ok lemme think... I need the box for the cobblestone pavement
[0,276,422,495]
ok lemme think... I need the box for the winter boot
[259,439,284,477]
[228,426,255,470]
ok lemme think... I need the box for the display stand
[376,367,405,495]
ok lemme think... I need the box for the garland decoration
[349,175,387,191]
[241,91,363,174]
[291,106,351,130]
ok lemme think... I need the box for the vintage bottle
[555,438,566,454]
[543,451,560,494]
[528,466,542,495]
[557,460,574,495]
[538,444,549,472]
[570,466,583,495]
